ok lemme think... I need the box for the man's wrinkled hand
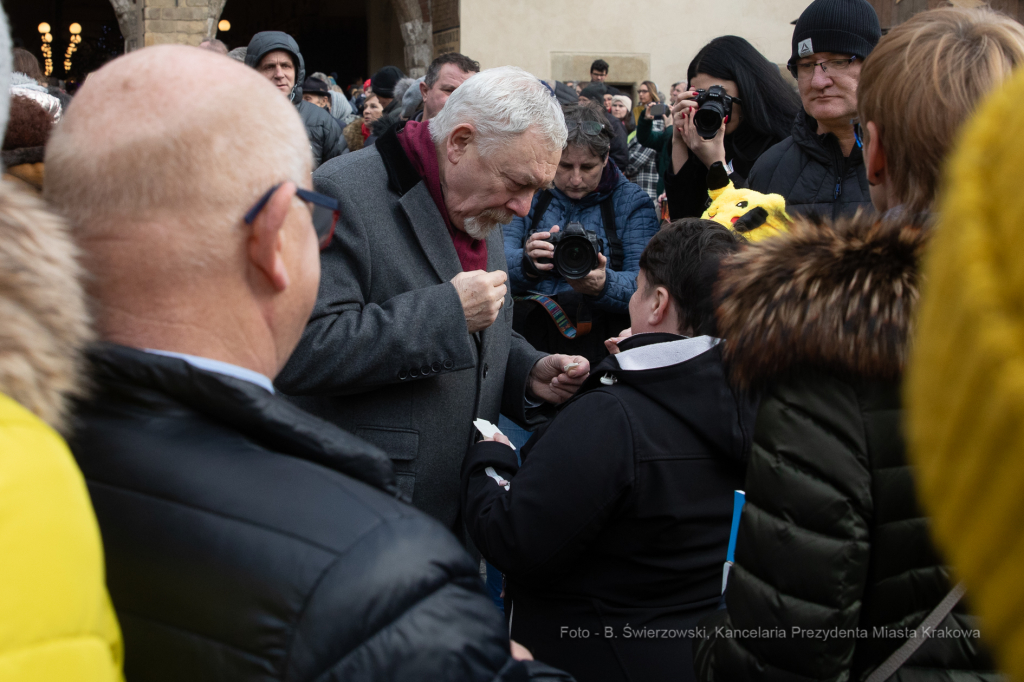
[528,354,590,404]
[452,269,507,334]
[566,252,607,296]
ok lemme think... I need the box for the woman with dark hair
[663,35,801,219]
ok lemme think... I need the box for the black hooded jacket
[746,110,872,220]
[70,344,574,682]
[245,31,346,169]
[462,333,756,682]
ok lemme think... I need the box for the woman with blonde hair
[633,79,659,123]
[694,8,1024,682]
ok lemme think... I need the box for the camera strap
[527,190,624,272]
[599,197,624,271]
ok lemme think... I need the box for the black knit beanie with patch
[370,65,405,99]
[790,0,881,64]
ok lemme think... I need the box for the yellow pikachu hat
[907,68,1024,682]
[701,162,790,242]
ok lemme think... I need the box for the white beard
[463,208,516,240]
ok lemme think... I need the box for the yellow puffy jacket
[0,392,123,681]
[907,68,1024,682]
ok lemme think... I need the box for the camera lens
[555,235,597,279]
[694,102,725,139]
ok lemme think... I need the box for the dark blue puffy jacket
[503,164,659,314]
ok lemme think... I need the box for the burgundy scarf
[397,120,488,272]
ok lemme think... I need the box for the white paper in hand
[485,466,511,491]
[473,418,515,450]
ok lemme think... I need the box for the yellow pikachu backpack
[701,162,790,242]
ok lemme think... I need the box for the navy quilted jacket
[503,163,659,314]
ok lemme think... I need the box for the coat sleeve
[664,155,711,219]
[693,376,873,682]
[609,121,630,171]
[462,390,635,579]
[321,117,348,164]
[289,511,576,681]
[501,332,547,427]
[593,185,659,313]
[636,114,669,151]
[275,165,477,396]
[745,139,787,194]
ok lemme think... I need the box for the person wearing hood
[0,9,124,681]
[505,103,658,365]
[464,219,755,682]
[692,8,1024,681]
[11,48,62,122]
[245,31,346,169]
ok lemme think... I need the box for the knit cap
[790,0,880,64]
[371,65,405,99]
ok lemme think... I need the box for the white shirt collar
[614,335,721,372]
[143,349,275,394]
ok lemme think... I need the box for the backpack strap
[864,582,966,682]
[600,196,624,271]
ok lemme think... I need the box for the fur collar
[715,211,928,390]
[0,183,93,432]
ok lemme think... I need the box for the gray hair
[429,66,567,155]
[227,47,247,63]
[563,103,612,160]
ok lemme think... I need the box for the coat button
[421,365,431,376]
[398,369,408,380]
[410,368,420,378]
[483,363,490,378]
[443,359,454,369]
[431,361,442,372]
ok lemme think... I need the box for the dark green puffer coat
[693,213,999,682]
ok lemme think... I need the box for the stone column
[389,0,431,77]
[110,0,145,52]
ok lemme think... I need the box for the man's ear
[447,123,475,164]
[420,80,429,99]
[865,121,886,187]
[649,285,672,327]
[248,183,296,293]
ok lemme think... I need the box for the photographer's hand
[673,94,728,170]
[524,225,559,272]
[566,252,607,297]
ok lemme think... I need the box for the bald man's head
[45,45,310,267]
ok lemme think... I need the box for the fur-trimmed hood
[0,183,93,432]
[715,211,928,390]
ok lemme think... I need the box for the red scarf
[360,122,371,141]
[397,120,488,272]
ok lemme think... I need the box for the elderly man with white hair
[277,67,590,534]
[47,46,573,682]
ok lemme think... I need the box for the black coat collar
[84,343,402,499]
[376,122,423,196]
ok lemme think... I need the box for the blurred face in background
[257,50,296,96]
[610,99,630,122]
[670,82,686,105]
[638,83,653,105]
[363,94,383,125]
[591,69,608,82]
[602,93,614,110]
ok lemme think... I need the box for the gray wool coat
[276,124,547,533]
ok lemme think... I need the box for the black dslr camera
[537,222,604,280]
[694,85,736,140]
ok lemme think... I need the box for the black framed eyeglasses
[244,184,340,250]
[787,56,858,81]
[565,120,608,136]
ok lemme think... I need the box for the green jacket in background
[635,115,672,195]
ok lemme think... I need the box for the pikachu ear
[707,161,731,191]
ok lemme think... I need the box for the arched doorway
[7,0,124,88]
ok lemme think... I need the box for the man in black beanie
[745,0,880,220]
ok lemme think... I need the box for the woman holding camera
[504,103,659,364]
[662,36,801,219]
